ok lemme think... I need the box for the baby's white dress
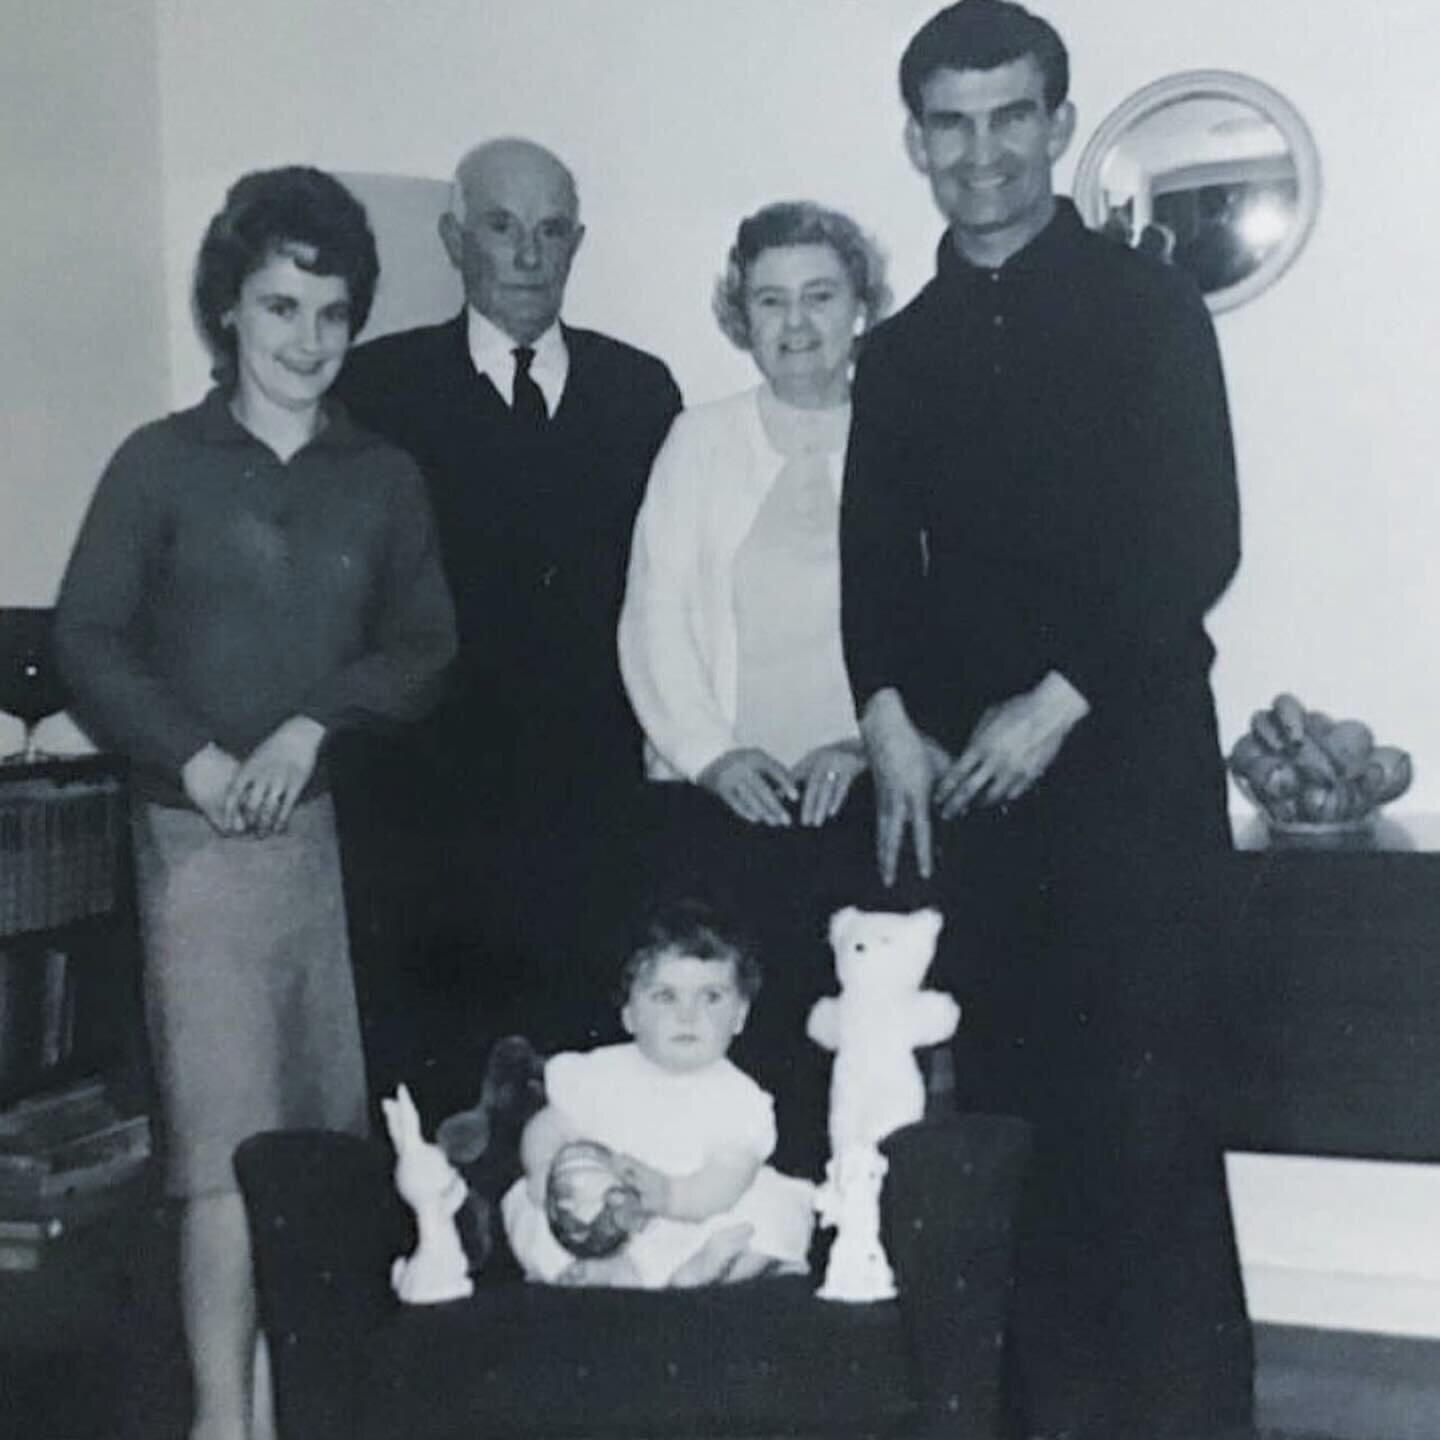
[503,1043,815,1286]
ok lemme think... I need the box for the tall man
[335,139,681,1111]
[842,4,1253,1437]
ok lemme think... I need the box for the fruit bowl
[1263,812,1376,848]
[1232,776,1376,848]
[1267,815,1373,838]
[1227,693,1412,842]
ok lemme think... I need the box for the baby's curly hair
[617,896,762,1006]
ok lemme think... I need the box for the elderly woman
[617,202,890,1174]
[55,167,455,1440]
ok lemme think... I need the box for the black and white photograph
[2,3,1438,1438]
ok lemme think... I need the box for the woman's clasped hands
[699,740,865,828]
[181,715,327,838]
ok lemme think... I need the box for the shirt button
[992,314,1005,329]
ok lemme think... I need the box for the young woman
[55,167,456,1440]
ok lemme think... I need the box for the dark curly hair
[192,166,379,388]
[712,201,890,353]
[618,896,762,1005]
[900,0,1070,119]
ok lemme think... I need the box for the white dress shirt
[464,307,569,416]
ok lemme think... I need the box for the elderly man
[335,139,681,1112]
[841,4,1252,1438]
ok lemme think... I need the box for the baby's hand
[614,1155,671,1217]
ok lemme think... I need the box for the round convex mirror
[1074,71,1321,314]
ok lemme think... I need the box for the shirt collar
[190,386,372,454]
[465,306,569,416]
[934,196,1085,288]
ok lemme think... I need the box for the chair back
[336,172,461,341]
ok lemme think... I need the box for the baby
[502,899,815,1287]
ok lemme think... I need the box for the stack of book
[0,1079,150,1270]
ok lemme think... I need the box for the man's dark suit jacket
[334,314,681,830]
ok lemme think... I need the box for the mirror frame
[1074,70,1322,315]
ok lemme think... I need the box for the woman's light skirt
[132,794,368,1197]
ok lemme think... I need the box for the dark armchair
[236,1113,1031,1440]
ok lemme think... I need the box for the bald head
[449,139,579,227]
[439,138,585,343]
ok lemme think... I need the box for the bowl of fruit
[1228,693,1412,845]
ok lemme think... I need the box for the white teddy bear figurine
[807,906,959,1153]
[807,906,960,1302]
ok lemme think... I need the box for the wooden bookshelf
[0,755,149,1235]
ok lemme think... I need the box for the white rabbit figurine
[382,1084,475,1304]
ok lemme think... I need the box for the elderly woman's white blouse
[618,385,859,782]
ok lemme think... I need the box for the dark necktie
[511,346,548,427]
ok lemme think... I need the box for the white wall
[0,0,170,597]
[0,0,171,753]
[147,0,1440,815]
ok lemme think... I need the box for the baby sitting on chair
[502,898,815,1288]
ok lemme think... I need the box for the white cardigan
[618,385,854,782]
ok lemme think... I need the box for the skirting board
[1244,1264,1440,1341]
